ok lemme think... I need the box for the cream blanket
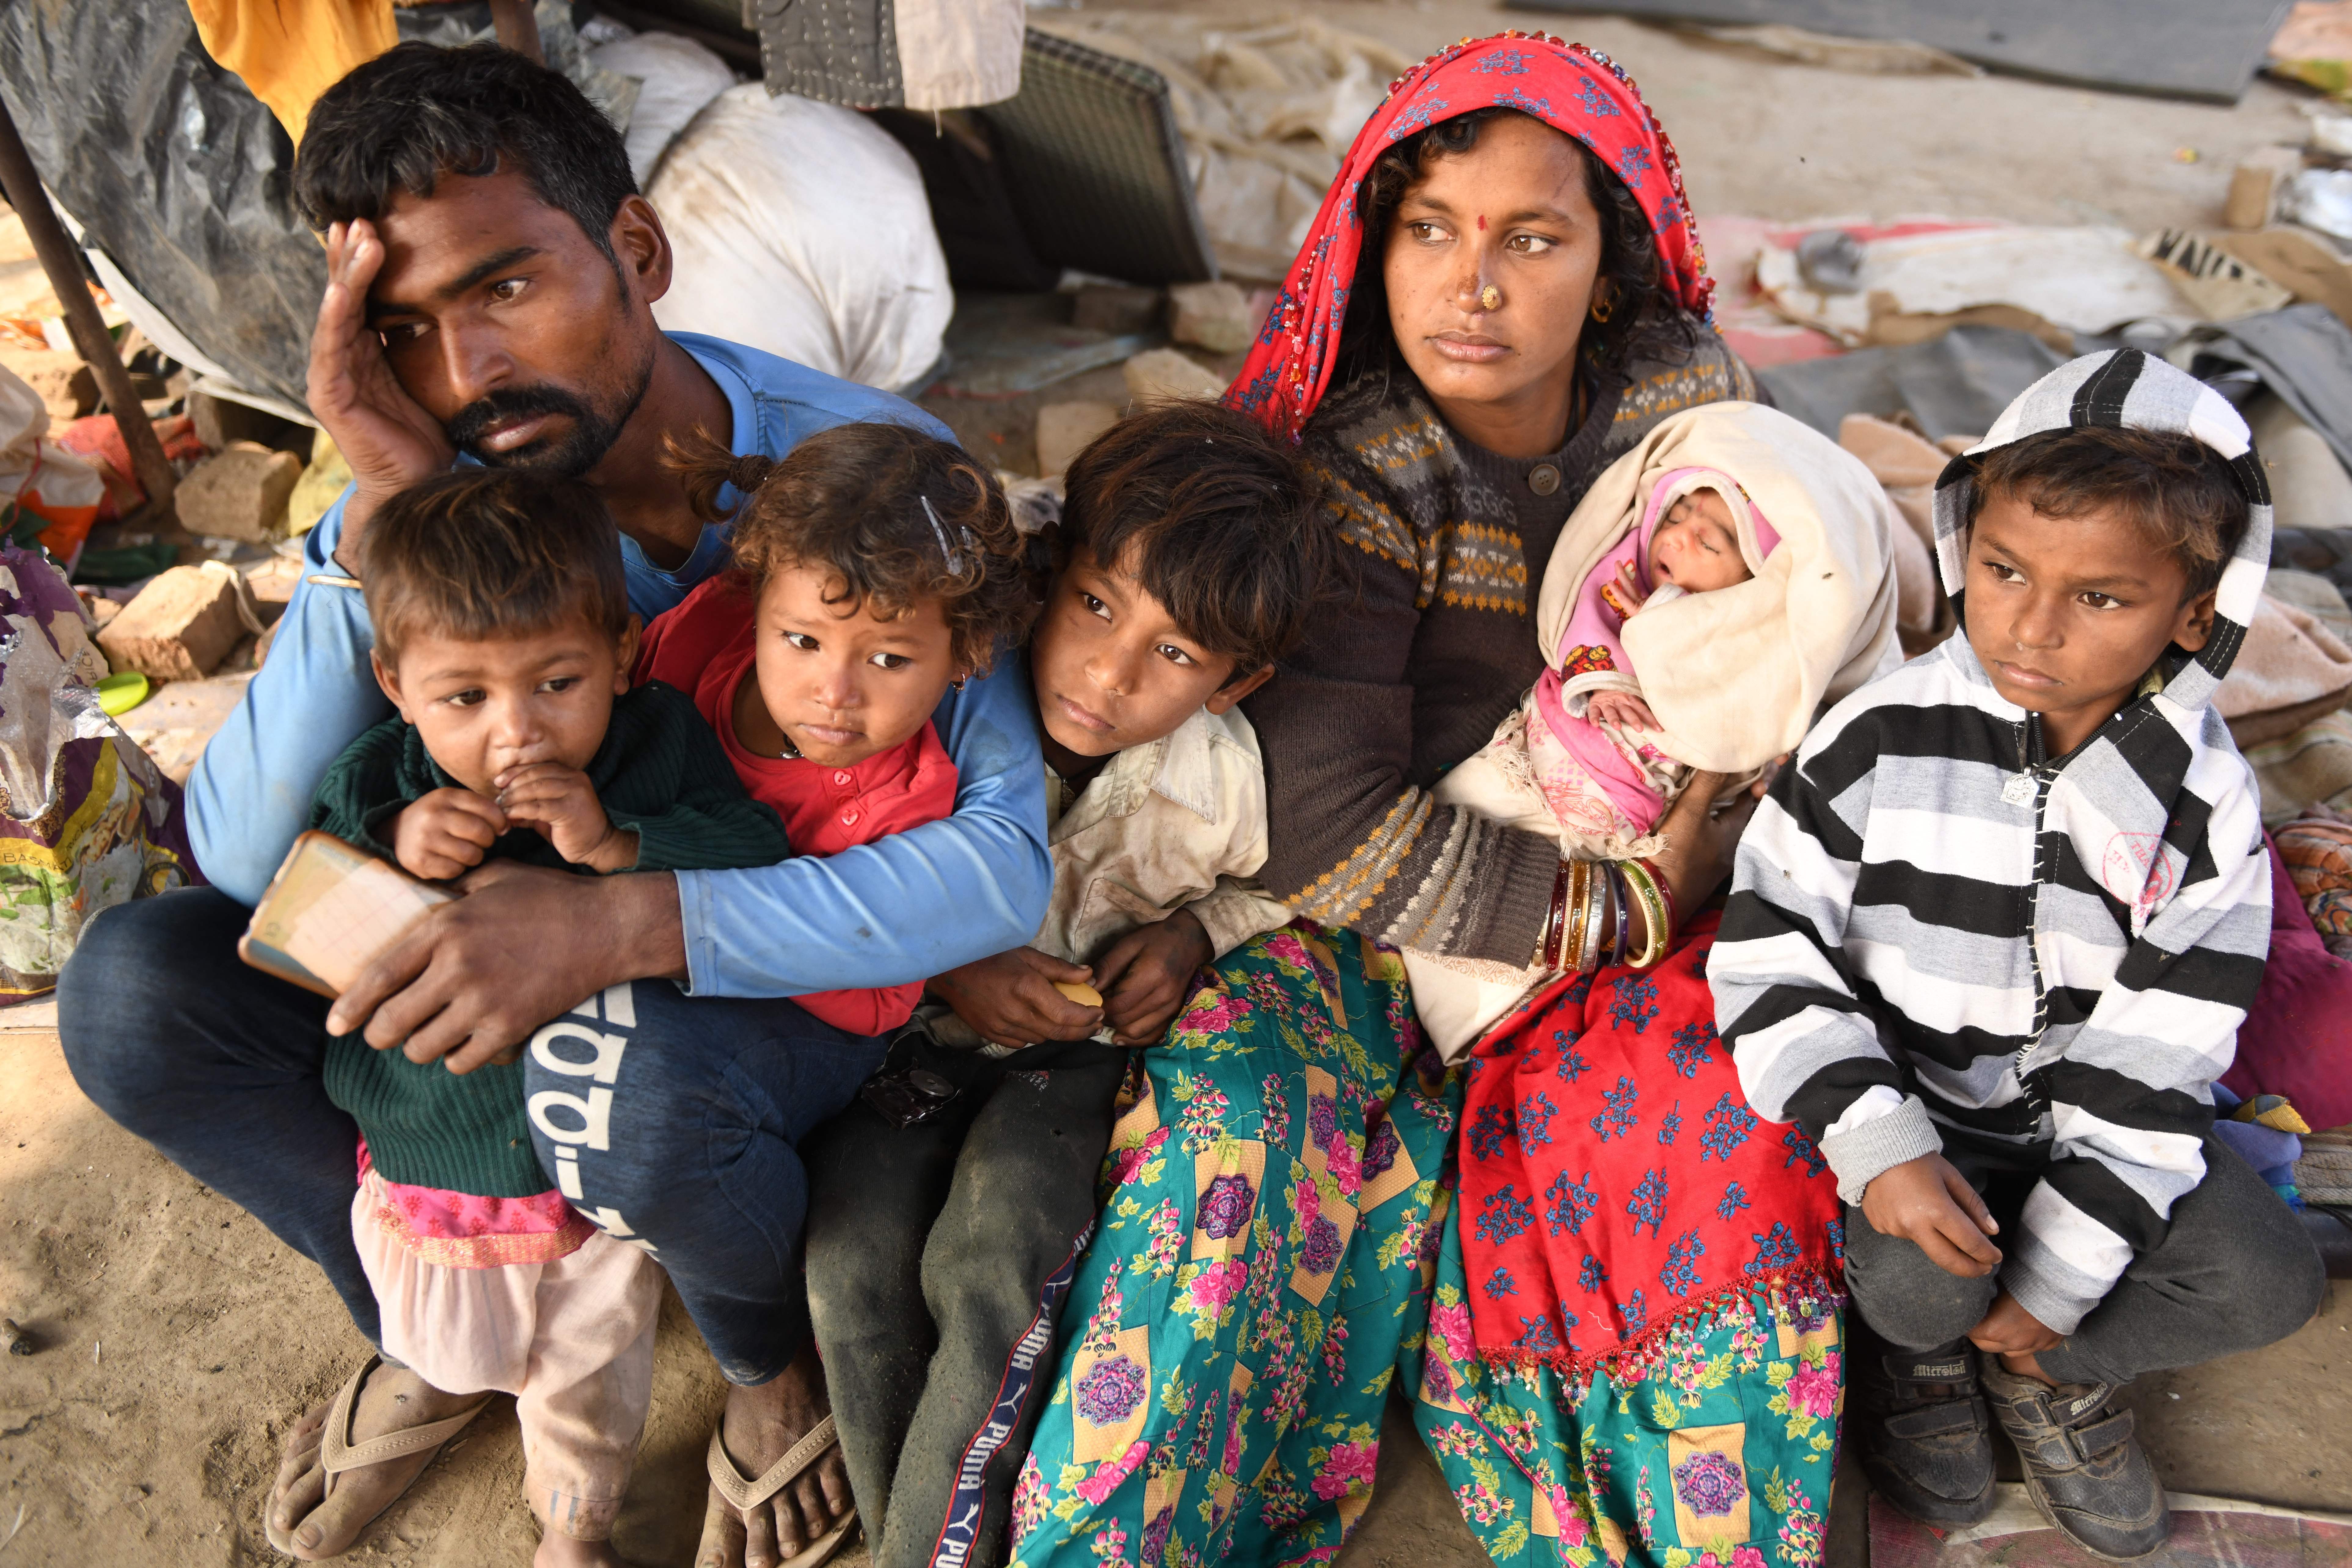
[2217,592,2352,748]
[1406,401,1904,1059]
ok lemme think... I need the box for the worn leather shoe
[1850,1338,1996,1526]
[1982,1364,2168,1560]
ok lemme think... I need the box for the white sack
[649,85,951,393]
[587,31,737,187]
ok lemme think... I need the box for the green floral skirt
[1009,923,1460,1567]
[1409,1212,1842,1567]
[1004,922,1842,1568]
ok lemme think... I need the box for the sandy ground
[5,1009,2349,1568]
[8,4,2352,1565]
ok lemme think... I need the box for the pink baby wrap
[1529,467,1781,834]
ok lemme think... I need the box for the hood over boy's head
[294,43,666,479]
[1931,349,2271,724]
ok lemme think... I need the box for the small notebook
[239,831,454,999]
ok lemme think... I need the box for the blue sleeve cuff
[675,868,718,998]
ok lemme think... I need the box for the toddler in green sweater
[309,468,789,1567]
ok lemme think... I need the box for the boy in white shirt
[802,402,1336,1568]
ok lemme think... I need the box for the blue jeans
[58,887,886,1385]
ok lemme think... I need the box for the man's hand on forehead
[309,217,459,569]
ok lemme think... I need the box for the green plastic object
[96,671,148,717]
[71,542,179,587]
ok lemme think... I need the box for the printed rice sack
[0,542,195,999]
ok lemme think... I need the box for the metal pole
[0,95,177,510]
[488,0,546,64]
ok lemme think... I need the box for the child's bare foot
[536,1530,626,1567]
[267,1359,487,1559]
[695,1341,855,1568]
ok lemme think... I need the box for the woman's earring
[953,674,969,693]
[1589,282,1616,324]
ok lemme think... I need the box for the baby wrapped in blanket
[1408,401,1904,1058]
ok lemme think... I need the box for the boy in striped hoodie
[1711,351,2323,1560]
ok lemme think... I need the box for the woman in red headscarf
[1006,34,1839,1568]
[1229,31,1851,1565]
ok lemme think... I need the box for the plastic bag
[396,0,640,133]
[0,364,110,568]
[0,543,196,1001]
[0,0,325,411]
[648,85,952,392]
[587,31,738,187]
[2287,167,2352,246]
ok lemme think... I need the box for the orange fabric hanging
[187,0,397,148]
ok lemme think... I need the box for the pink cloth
[2222,834,2352,1131]
[355,1140,593,1268]
[353,1171,661,1541]
[1530,468,1782,831]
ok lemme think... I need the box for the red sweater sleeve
[785,722,961,1036]
[635,578,747,692]
[795,981,927,1035]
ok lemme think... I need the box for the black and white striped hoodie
[1709,350,2273,1335]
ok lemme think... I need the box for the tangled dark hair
[360,468,630,664]
[1338,107,1699,387]
[1970,426,2251,601]
[295,42,637,270]
[1058,401,1340,679]
[668,423,1033,674]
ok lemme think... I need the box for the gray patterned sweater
[1242,331,1757,963]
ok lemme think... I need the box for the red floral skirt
[1457,913,1845,1375]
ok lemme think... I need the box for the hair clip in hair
[921,495,966,575]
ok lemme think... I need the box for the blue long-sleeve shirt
[188,332,1052,998]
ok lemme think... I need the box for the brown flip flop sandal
[702,1413,859,1568]
[264,1354,495,1560]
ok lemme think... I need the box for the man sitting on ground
[57,42,1050,1568]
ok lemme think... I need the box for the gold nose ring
[1480,284,1501,311]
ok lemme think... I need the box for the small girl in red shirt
[639,422,1034,1033]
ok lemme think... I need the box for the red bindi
[1477,215,1487,231]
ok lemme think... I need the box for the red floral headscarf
[1227,33,1714,443]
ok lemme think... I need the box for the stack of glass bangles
[1538,855,1676,974]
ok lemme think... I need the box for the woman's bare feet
[267,1361,484,1559]
[697,1342,855,1568]
[536,1530,627,1567]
